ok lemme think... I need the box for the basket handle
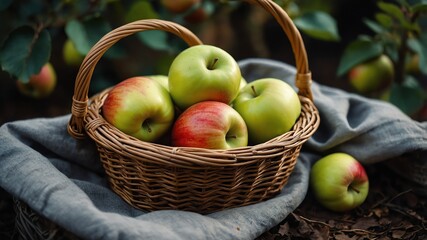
[67,19,203,139]
[249,0,313,100]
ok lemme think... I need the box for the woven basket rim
[83,87,320,168]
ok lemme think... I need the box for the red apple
[16,62,57,99]
[160,0,200,14]
[171,101,248,149]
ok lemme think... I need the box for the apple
[405,53,420,75]
[160,0,200,14]
[63,39,85,66]
[171,101,248,149]
[16,62,57,99]
[239,76,247,90]
[102,76,175,142]
[184,6,208,23]
[168,45,241,110]
[183,1,214,24]
[146,75,169,91]
[348,54,394,93]
[232,78,301,144]
[310,153,369,212]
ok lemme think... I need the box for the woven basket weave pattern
[67,0,320,213]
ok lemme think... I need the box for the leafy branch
[337,0,427,117]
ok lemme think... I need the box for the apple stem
[208,58,219,70]
[251,85,258,96]
[349,185,360,194]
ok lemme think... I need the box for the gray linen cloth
[1,59,426,240]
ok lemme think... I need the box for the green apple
[239,76,247,90]
[160,0,200,13]
[232,78,301,144]
[147,75,169,91]
[405,53,420,75]
[63,39,85,66]
[310,153,369,212]
[171,101,248,149]
[16,62,57,99]
[348,54,394,93]
[168,44,241,110]
[102,76,175,142]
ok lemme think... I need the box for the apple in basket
[146,74,169,91]
[16,62,57,99]
[171,101,248,149]
[102,76,175,142]
[310,153,370,212]
[232,78,301,144]
[168,44,241,110]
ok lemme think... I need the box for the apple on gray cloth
[0,59,426,240]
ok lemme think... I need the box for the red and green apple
[102,76,175,142]
[348,54,394,93]
[171,101,248,149]
[16,62,57,99]
[160,0,200,14]
[310,152,369,212]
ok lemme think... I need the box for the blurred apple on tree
[348,54,394,93]
[63,39,85,66]
[160,0,200,14]
[16,63,57,99]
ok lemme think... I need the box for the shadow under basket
[66,0,321,214]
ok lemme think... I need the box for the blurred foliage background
[1,0,426,125]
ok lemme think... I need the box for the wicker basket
[67,0,320,214]
[13,198,79,240]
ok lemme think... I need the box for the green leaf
[125,1,158,23]
[375,13,393,29]
[0,26,51,83]
[0,0,12,11]
[389,76,426,115]
[137,30,170,51]
[17,0,45,19]
[412,2,427,13]
[65,18,125,59]
[65,20,92,55]
[293,11,340,41]
[364,18,387,34]
[337,38,384,76]
[378,1,405,23]
[406,36,427,75]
